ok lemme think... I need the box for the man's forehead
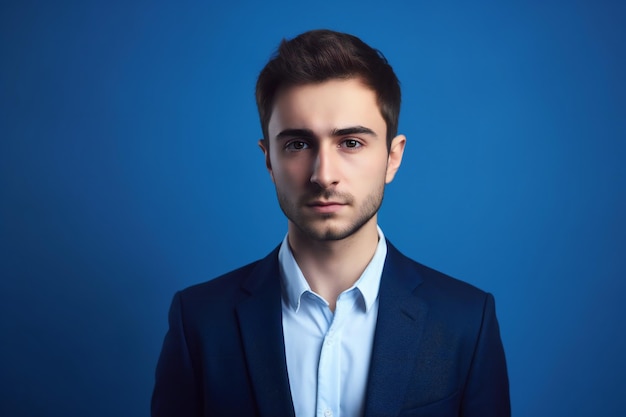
[267,79,384,137]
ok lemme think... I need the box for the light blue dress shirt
[279,227,388,417]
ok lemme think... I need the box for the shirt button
[324,409,333,417]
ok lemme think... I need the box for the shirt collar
[278,226,388,313]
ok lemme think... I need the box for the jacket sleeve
[151,292,201,417]
[462,293,511,416]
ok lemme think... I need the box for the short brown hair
[255,29,401,146]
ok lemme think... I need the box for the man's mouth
[307,201,347,214]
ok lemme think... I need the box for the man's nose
[310,146,339,188]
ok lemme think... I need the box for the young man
[152,30,510,417]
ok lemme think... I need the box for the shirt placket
[315,291,358,417]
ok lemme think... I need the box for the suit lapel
[235,247,296,417]
[364,242,429,417]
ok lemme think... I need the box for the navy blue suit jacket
[152,242,510,417]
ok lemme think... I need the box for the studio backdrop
[1,1,624,416]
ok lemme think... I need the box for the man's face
[260,78,405,242]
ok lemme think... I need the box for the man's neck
[287,219,380,312]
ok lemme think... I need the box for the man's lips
[306,201,347,213]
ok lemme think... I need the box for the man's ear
[258,139,274,181]
[385,134,406,184]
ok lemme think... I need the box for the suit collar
[364,241,428,417]
[235,242,428,417]
[236,247,296,417]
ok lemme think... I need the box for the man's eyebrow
[275,129,316,140]
[276,126,377,140]
[332,126,377,137]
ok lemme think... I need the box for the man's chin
[295,220,363,242]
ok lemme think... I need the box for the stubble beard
[276,184,385,241]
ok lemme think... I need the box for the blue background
[1,1,624,416]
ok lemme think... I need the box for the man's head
[256,29,401,147]
[255,30,406,243]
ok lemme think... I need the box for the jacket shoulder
[175,245,281,310]
[414,259,487,298]
[387,241,491,307]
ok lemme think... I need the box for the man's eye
[341,139,362,148]
[286,141,309,150]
